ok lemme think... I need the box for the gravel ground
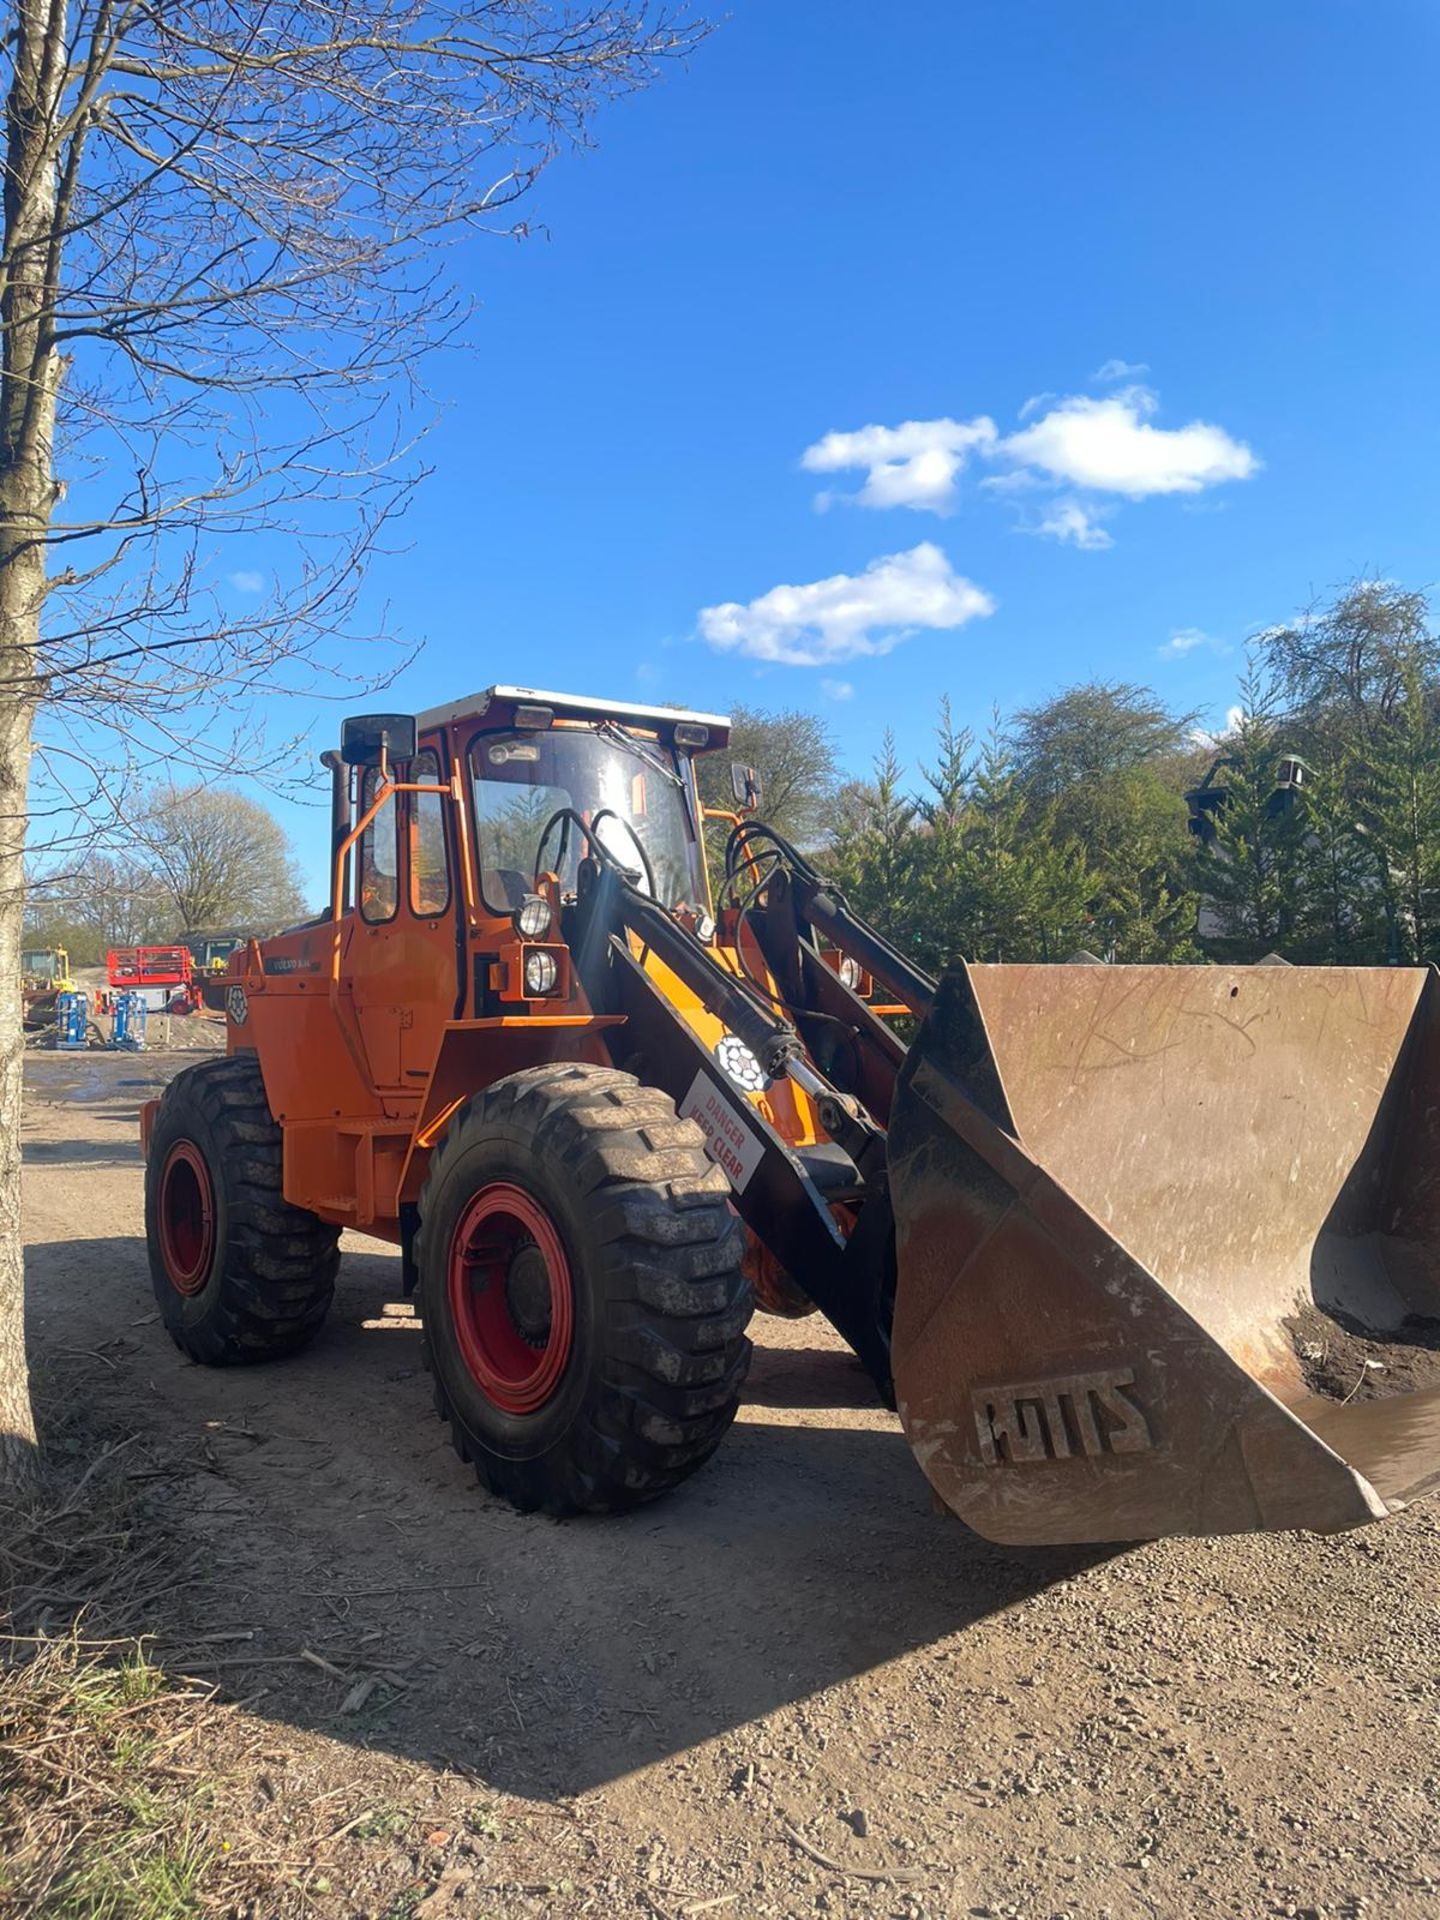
[18,1045,1440,1920]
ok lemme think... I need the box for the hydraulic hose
[723,820,936,1016]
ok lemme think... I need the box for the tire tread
[416,1062,751,1515]
[147,1055,339,1365]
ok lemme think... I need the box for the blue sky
[236,0,1439,894]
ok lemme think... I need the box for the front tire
[146,1055,340,1364]
[416,1063,751,1515]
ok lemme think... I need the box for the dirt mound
[1288,1300,1440,1401]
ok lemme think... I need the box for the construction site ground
[13,1037,1440,1920]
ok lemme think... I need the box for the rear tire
[416,1062,752,1515]
[146,1055,340,1364]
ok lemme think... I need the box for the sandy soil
[19,1044,1440,1920]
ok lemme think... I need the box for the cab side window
[410,748,451,918]
[359,765,398,923]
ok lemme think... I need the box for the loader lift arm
[565,842,900,1396]
[722,820,936,1023]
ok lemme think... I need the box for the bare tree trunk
[0,697,37,1488]
[0,0,690,1490]
[0,0,66,1491]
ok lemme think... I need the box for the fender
[396,1013,624,1208]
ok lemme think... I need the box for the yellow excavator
[21,947,74,1028]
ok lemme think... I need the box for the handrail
[330,776,452,980]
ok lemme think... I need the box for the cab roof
[416,684,730,749]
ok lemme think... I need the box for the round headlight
[838,956,862,990]
[715,1033,767,1092]
[523,951,559,996]
[515,894,552,939]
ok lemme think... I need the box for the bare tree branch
[0,0,707,1486]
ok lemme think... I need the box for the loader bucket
[888,962,1440,1545]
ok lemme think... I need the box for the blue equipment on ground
[55,990,89,1050]
[111,990,148,1052]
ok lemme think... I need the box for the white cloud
[228,569,265,593]
[1034,499,1113,550]
[697,543,994,667]
[1159,628,1208,659]
[1017,391,1056,421]
[798,383,1257,548]
[1189,704,1247,750]
[1158,626,1229,660]
[800,417,997,514]
[979,468,1045,495]
[1093,357,1150,384]
[1000,387,1258,497]
[820,677,854,700]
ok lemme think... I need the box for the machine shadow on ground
[24,1215,1117,1800]
[21,1136,146,1169]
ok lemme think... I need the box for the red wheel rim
[447,1183,574,1415]
[158,1141,215,1296]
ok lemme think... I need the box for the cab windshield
[468,725,706,915]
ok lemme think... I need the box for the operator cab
[324,688,738,1072]
[352,685,732,929]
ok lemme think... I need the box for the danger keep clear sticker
[681,1070,765,1194]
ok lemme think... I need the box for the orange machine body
[193,687,823,1244]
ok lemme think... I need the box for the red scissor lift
[106,945,203,1013]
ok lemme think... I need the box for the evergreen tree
[944,722,1096,963]
[825,734,923,942]
[1013,682,1202,961]
[1286,745,1380,963]
[1259,581,1440,963]
[908,700,975,965]
[812,581,1440,974]
[1354,662,1440,961]
[1194,671,1307,961]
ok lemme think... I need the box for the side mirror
[730,762,763,810]
[341,712,417,769]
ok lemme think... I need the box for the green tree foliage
[826,734,923,940]
[1286,744,1378,964]
[1011,680,1199,797]
[1351,662,1440,962]
[939,721,1096,963]
[1012,682,1203,961]
[1254,585,1440,963]
[826,712,1095,967]
[813,580,1440,973]
[1194,671,1309,962]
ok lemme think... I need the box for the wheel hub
[447,1184,573,1415]
[157,1140,215,1296]
[505,1240,553,1348]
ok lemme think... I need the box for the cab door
[398,744,463,1085]
[344,748,461,1098]
[345,763,407,1091]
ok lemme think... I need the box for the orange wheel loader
[141,688,1440,1541]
